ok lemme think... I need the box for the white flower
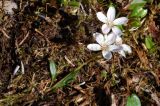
[96,6,128,35]
[115,36,132,57]
[87,32,121,60]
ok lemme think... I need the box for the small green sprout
[126,94,141,106]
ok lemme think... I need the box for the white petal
[108,45,121,52]
[112,26,122,35]
[104,33,116,45]
[107,6,116,22]
[96,12,108,23]
[116,36,122,45]
[87,44,101,51]
[122,44,132,53]
[93,32,105,44]
[118,50,126,57]
[102,50,112,60]
[102,24,111,34]
[113,17,128,25]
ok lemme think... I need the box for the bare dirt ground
[0,0,160,106]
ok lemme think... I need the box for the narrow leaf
[49,60,57,81]
[126,94,141,106]
[50,63,85,91]
[46,57,98,93]
[145,36,155,49]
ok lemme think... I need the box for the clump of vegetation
[0,0,160,105]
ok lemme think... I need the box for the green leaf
[145,36,155,50]
[144,0,153,3]
[130,18,141,27]
[68,1,80,7]
[129,0,146,10]
[130,7,147,18]
[126,94,141,106]
[101,70,107,78]
[49,60,57,81]
[63,0,68,6]
[51,63,85,91]
[139,9,147,18]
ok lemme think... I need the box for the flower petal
[104,33,116,45]
[113,17,128,25]
[93,32,105,44]
[122,44,132,53]
[107,6,116,22]
[102,24,111,34]
[102,50,112,60]
[118,50,126,57]
[87,44,101,51]
[96,12,108,23]
[112,26,122,35]
[116,36,122,45]
[108,45,121,52]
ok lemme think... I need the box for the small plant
[145,36,156,53]
[126,94,141,106]
[129,0,148,28]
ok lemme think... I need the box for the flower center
[108,21,113,27]
[101,43,109,51]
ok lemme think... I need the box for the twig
[123,0,133,10]
[20,0,22,10]
[0,28,10,39]
[13,65,20,75]
[80,3,87,16]
[64,55,75,67]
[35,28,50,42]
[19,31,29,46]
[21,61,25,74]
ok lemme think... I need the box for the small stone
[0,1,17,15]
